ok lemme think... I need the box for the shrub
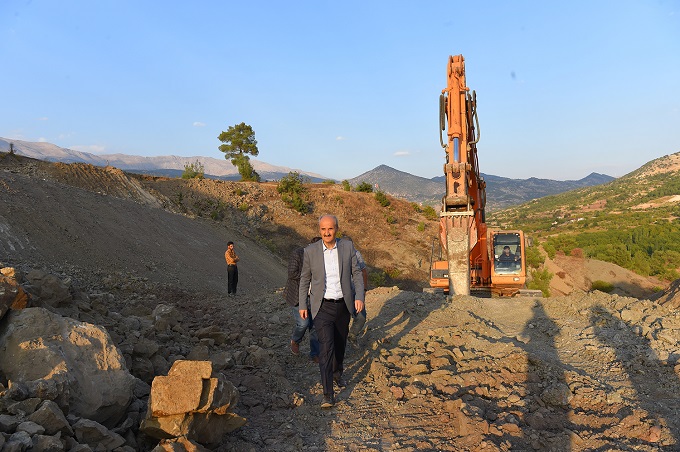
[277,171,306,195]
[355,181,373,193]
[281,193,309,214]
[422,205,439,221]
[182,160,204,179]
[417,222,425,232]
[386,267,401,279]
[341,180,351,191]
[527,268,553,297]
[412,203,422,213]
[525,245,545,269]
[591,280,614,293]
[542,242,556,259]
[369,271,387,287]
[322,179,336,185]
[375,190,390,207]
[238,202,250,212]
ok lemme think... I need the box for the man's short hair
[503,246,510,250]
[318,214,339,228]
[227,241,234,246]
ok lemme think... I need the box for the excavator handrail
[439,93,447,149]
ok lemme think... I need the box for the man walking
[299,215,365,408]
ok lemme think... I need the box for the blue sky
[1,1,678,181]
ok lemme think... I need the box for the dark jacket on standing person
[283,247,305,306]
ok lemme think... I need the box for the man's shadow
[590,304,680,449]
[339,289,449,448]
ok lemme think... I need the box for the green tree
[356,181,373,193]
[341,180,351,191]
[232,154,261,182]
[181,160,205,179]
[218,122,261,181]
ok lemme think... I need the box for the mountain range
[1,137,614,209]
[350,165,614,210]
[0,138,326,182]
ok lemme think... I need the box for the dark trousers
[227,265,238,294]
[314,299,350,397]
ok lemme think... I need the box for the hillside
[0,153,438,293]
[3,152,680,450]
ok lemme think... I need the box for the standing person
[283,239,320,362]
[225,241,239,296]
[347,244,368,346]
[299,215,365,408]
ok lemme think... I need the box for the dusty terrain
[2,153,680,451]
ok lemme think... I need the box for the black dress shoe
[321,395,335,408]
[334,376,347,388]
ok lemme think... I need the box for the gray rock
[152,304,181,332]
[0,414,22,433]
[0,308,135,427]
[28,400,74,436]
[133,338,160,358]
[73,419,126,450]
[541,382,572,407]
[7,430,32,450]
[131,356,155,384]
[7,398,42,416]
[31,433,65,452]
[16,420,45,435]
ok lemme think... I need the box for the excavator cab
[492,233,523,275]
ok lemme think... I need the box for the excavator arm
[438,55,487,295]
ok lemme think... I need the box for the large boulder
[0,307,135,427]
[141,360,245,447]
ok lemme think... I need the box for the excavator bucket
[444,216,470,295]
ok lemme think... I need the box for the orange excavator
[429,55,539,297]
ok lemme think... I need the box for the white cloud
[38,137,48,142]
[71,144,108,154]
[394,151,410,156]
[335,136,346,141]
[5,130,25,140]
[193,121,206,127]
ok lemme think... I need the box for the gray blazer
[298,238,365,319]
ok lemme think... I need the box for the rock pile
[140,360,245,447]
[0,268,247,450]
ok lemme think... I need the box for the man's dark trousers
[315,299,351,397]
[227,265,238,294]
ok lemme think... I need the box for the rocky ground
[2,154,679,451]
